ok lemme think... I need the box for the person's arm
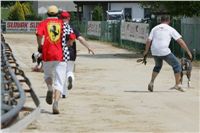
[77,36,95,55]
[143,38,152,57]
[36,22,43,53]
[143,28,153,57]
[171,28,193,60]
[71,26,95,55]
[176,38,193,60]
[36,35,43,52]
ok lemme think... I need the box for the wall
[110,3,144,19]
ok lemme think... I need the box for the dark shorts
[69,43,77,61]
[153,53,181,74]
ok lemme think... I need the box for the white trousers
[63,61,75,96]
[43,61,67,94]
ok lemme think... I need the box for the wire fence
[73,19,200,60]
[181,23,200,60]
[1,19,199,59]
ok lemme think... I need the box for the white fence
[87,21,101,37]
[121,22,149,44]
[87,21,149,44]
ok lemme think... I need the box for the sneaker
[148,83,153,92]
[52,101,59,114]
[46,90,53,105]
[68,76,73,90]
[171,85,185,92]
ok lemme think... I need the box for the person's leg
[148,56,163,92]
[52,90,61,114]
[62,67,68,98]
[66,61,75,90]
[150,72,159,84]
[62,61,75,98]
[164,53,183,92]
[43,62,54,104]
[175,73,181,86]
[53,61,67,114]
[45,77,53,90]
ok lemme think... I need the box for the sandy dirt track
[3,34,200,133]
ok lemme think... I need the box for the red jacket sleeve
[36,21,44,37]
[69,33,76,40]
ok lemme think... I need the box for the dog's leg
[187,72,191,88]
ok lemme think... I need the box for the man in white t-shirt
[143,15,192,92]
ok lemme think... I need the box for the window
[124,8,132,22]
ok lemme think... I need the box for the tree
[92,5,103,21]
[1,1,15,7]
[140,1,200,17]
[165,2,200,17]
[70,12,76,22]
[22,2,32,17]
[8,1,25,20]
[7,1,41,21]
[69,12,79,30]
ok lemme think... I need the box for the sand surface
[4,34,200,133]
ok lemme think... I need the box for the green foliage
[8,1,25,20]
[165,1,200,17]
[69,12,78,27]
[22,2,32,16]
[7,1,41,20]
[1,7,10,20]
[70,12,76,22]
[1,1,15,7]
[92,5,103,21]
[140,1,200,17]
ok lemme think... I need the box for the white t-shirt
[148,23,182,56]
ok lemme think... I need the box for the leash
[136,55,147,65]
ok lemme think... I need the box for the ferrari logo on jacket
[47,22,61,42]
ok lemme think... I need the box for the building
[74,1,149,22]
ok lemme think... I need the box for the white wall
[110,3,144,19]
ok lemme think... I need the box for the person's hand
[38,45,42,53]
[88,48,95,55]
[143,54,147,65]
[188,52,193,62]
[136,54,147,65]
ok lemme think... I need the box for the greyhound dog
[180,58,192,87]
[31,51,43,72]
